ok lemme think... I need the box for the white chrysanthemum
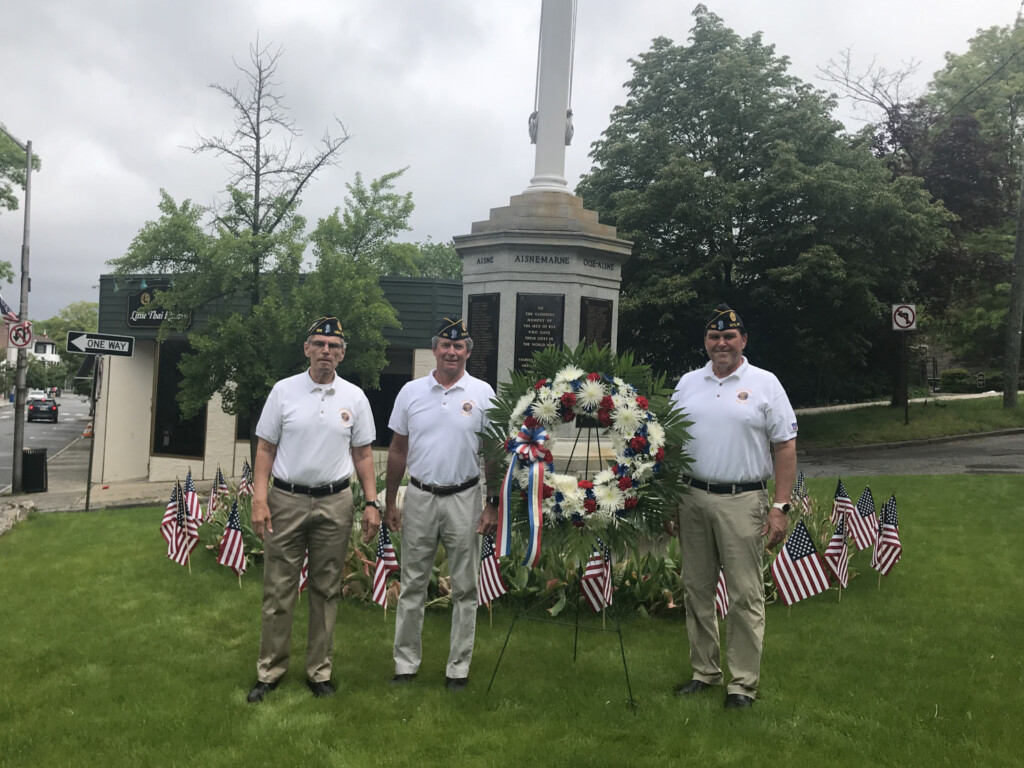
[577,379,607,410]
[588,505,615,527]
[594,483,624,513]
[608,432,626,454]
[646,422,665,450]
[532,397,559,425]
[555,365,586,383]
[550,379,573,398]
[509,393,536,427]
[613,376,628,391]
[594,469,616,486]
[612,406,643,435]
[631,460,654,483]
[549,473,579,494]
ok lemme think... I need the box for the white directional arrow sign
[67,330,135,357]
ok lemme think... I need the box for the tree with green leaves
[576,7,950,405]
[109,41,398,456]
[33,301,98,367]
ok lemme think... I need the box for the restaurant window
[152,340,207,458]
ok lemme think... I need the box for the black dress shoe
[444,676,468,691]
[390,673,417,686]
[673,679,712,697]
[246,679,280,704]
[724,693,754,709]
[306,678,336,698]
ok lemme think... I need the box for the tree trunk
[1002,160,1024,408]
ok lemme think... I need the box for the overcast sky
[1,0,1019,321]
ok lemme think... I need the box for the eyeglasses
[309,340,344,351]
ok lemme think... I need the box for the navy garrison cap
[307,316,345,338]
[705,304,745,333]
[436,317,469,340]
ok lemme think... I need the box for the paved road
[0,396,92,492]
[799,431,1024,477]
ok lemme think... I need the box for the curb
[802,427,1024,456]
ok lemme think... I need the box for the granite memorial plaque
[514,293,564,372]
[579,296,613,349]
[467,293,500,388]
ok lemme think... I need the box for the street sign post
[67,331,135,357]
[892,304,918,425]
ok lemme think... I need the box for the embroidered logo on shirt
[460,399,476,416]
[735,388,751,404]
[338,407,353,425]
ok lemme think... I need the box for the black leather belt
[685,478,766,495]
[409,476,479,496]
[272,477,350,497]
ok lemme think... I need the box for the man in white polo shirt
[246,316,381,704]
[670,304,797,709]
[384,317,497,691]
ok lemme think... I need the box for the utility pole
[1003,158,1024,408]
[1,125,33,491]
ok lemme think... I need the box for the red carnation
[630,436,648,452]
[587,372,601,382]
[560,392,577,408]
[524,415,540,428]
[534,379,547,390]
[578,480,594,490]
[618,476,633,491]
[600,395,615,410]
[624,496,638,510]
[636,395,649,409]
[655,447,665,462]
[542,484,554,499]
[583,498,597,513]
[598,410,613,427]
[572,519,585,528]
[562,409,576,423]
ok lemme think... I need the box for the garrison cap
[436,317,470,340]
[705,304,745,333]
[307,316,345,339]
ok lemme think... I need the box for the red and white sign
[892,304,917,331]
[8,320,32,348]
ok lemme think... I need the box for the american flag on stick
[298,550,309,594]
[831,479,857,527]
[849,486,879,551]
[208,466,230,516]
[581,539,613,613]
[871,495,903,576]
[824,514,850,589]
[0,292,18,323]
[372,526,399,607]
[169,480,199,568]
[794,471,813,514]
[238,460,254,497]
[714,568,729,619]
[770,520,830,606]
[477,534,507,606]
[183,469,204,525]
[216,498,247,578]
[160,483,179,558]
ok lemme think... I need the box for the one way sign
[67,330,135,357]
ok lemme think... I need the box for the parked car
[27,398,59,422]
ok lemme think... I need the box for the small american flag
[0,292,18,323]
[831,479,856,526]
[849,486,879,551]
[238,460,254,497]
[208,466,230,516]
[714,568,729,619]
[298,550,309,594]
[183,469,204,525]
[216,498,247,576]
[160,483,179,557]
[477,534,508,606]
[771,520,830,606]
[169,480,199,566]
[581,539,613,613]
[824,514,850,588]
[794,471,812,515]
[372,526,399,606]
[871,495,902,576]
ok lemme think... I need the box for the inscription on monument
[579,296,613,349]
[514,254,571,266]
[514,293,564,373]
[467,293,500,389]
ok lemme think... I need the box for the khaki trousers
[677,488,768,698]
[393,484,482,679]
[257,485,354,684]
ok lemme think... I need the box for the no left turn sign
[8,321,32,348]
[892,304,917,331]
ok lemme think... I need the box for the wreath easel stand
[485,422,637,711]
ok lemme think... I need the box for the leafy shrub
[939,368,973,392]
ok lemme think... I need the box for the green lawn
[797,395,1024,448]
[1,474,1021,767]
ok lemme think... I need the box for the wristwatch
[486,495,500,507]
[772,502,792,515]
[364,500,381,510]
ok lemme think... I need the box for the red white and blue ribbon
[496,423,548,566]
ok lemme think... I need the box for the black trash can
[22,448,48,493]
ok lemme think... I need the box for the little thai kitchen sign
[127,282,191,328]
